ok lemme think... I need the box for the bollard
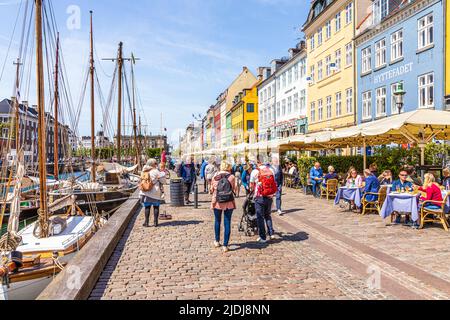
[194,184,199,209]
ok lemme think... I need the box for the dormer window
[373,0,389,25]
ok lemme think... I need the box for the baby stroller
[239,192,258,236]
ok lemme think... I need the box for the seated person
[310,162,323,197]
[378,170,393,185]
[417,173,443,209]
[363,169,380,202]
[406,166,423,187]
[442,167,450,190]
[391,169,414,224]
[322,166,338,187]
[346,169,362,188]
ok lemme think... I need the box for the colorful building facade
[446,0,450,107]
[304,0,371,133]
[356,0,445,123]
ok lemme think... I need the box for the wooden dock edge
[37,190,141,300]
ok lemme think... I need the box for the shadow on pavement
[158,220,203,227]
[231,231,309,251]
[272,208,305,215]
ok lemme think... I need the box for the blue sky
[0,0,309,146]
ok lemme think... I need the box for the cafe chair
[419,194,450,231]
[361,186,388,216]
[320,179,338,200]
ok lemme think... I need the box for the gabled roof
[0,98,38,118]
[303,0,336,30]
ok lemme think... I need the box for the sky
[0,0,309,147]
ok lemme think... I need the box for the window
[268,106,272,122]
[345,2,353,24]
[300,59,306,78]
[326,20,331,39]
[362,91,372,120]
[391,83,400,114]
[310,35,315,51]
[335,49,341,71]
[294,64,299,81]
[318,28,323,46]
[325,55,332,76]
[276,102,281,117]
[282,73,287,88]
[318,60,323,80]
[310,65,315,82]
[300,90,306,114]
[310,102,316,122]
[336,92,342,117]
[375,87,386,116]
[375,38,386,68]
[277,78,281,90]
[287,97,292,114]
[293,93,299,112]
[268,86,271,98]
[282,99,286,116]
[391,29,403,62]
[318,99,323,121]
[418,72,434,108]
[345,43,353,66]
[326,96,332,119]
[335,12,341,32]
[418,14,433,49]
[361,46,372,73]
[288,68,292,85]
[346,88,353,113]
[272,84,275,96]
[373,0,388,25]
[247,120,254,131]
[247,103,255,113]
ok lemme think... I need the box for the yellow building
[230,81,260,145]
[303,0,370,133]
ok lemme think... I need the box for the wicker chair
[320,179,338,200]
[361,186,388,216]
[419,193,450,231]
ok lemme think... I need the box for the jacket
[139,169,166,201]
[363,174,380,202]
[310,167,323,184]
[200,161,208,179]
[273,165,283,187]
[180,163,194,183]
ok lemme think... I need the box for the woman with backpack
[139,159,166,228]
[210,161,236,253]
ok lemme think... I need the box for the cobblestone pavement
[90,185,450,300]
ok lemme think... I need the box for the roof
[0,99,38,118]
[303,0,336,30]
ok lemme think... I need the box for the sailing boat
[48,13,139,216]
[0,1,100,300]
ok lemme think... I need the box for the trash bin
[170,178,185,207]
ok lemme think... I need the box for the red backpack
[258,167,277,197]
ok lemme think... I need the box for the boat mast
[89,11,96,182]
[117,42,123,163]
[53,33,59,180]
[130,53,140,169]
[35,0,49,238]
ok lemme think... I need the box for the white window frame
[325,55,332,77]
[276,102,281,117]
[346,88,353,114]
[318,99,323,121]
[375,86,387,117]
[326,20,331,39]
[418,13,434,50]
[310,35,315,51]
[318,28,323,46]
[282,99,286,116]
[300,90,306,114]
[310,65,315,82]
[335,49,341,71]
[375,38,386,68]
[391,83,400,114]
[336,92,342,117]
[310,102,316,122]
[361,46,372,74]
[326,96,332,119]
[418,72,434,108]
[317,60,323,80]
[345,2,353,25]
[362,91,372,120]
[293,93,299,112]
[335,12,341,32]
[288,68,293,85]
[345,43,353,66]
[294,64,299,81]
[287,96,292,114]
[390,29,403,62]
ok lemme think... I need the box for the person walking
[205,159,218,193]
[180,157,195,204]
[200,158,208,193]
[272,158,284,216]
[139,159,166,228]
[210,161,236,253]
[250,160,278,243]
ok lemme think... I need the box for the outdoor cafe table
[334,187,364,208]
[444,190,450,214]
[380,192,419,222]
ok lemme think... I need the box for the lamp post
[393,81,406,115]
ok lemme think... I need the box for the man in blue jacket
[200,158,208,193]
[363,169,380,202]
[241,163,253,196]
[310,162,323,198]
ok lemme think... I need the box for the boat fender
[49,216,68,236]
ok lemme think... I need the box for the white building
[258,42,308,141]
